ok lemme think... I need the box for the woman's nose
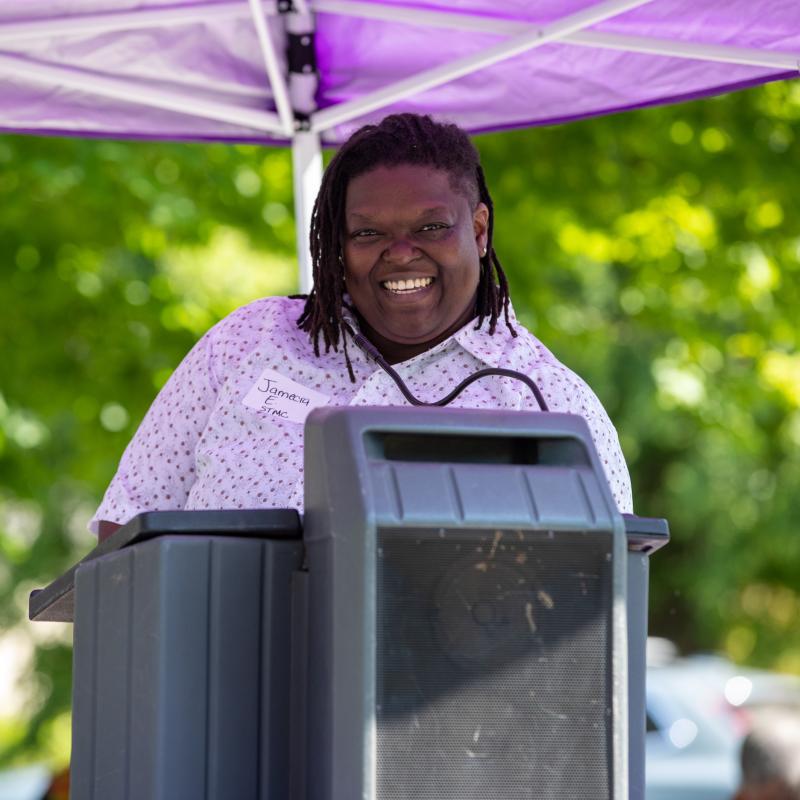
[383,237,418,264]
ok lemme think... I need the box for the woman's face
[342,164,489,361]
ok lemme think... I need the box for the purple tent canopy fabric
[3,0,798,290]
[1,0,798,145]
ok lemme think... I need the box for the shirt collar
[452,300,522,370]
[340,297,522,372]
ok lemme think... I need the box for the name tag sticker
[243,369,330,424]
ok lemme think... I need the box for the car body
[645,639,800,800]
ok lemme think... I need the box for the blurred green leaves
[1,79,799,767]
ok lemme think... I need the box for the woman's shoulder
[501,319,563,373]
[209,295,306,341]
[199,295,308,377]
[217,294,304,326]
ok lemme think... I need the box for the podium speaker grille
[375,527,614,800]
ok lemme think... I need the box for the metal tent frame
[3,0,798,291]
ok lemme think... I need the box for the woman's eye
[419,223,448,233]
[352,229,379,239]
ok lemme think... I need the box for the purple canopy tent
[1,0,798,291]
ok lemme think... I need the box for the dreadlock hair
[296,112,516,381]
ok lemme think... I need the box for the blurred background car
[0,764,67,800]
[646,638,800,800]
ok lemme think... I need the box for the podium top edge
[29,509,302,623]
[115,509,302,539]
[308,406,592,436]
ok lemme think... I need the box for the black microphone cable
[349,328,549,412]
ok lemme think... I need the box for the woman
[93,114,631,539]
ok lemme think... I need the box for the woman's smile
[381,276,435,294]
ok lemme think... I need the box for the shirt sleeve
[538,364,633,514]
[88,326,221,534]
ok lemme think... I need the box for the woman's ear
[473,202,489,254]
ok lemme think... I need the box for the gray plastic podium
[30,407,667,800]
[30,509,305,800]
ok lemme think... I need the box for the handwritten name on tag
[243,369,330,424]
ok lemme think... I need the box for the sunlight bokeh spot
[99,403,130,432]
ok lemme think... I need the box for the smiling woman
[297,113,513,375]
[93,113,632,540]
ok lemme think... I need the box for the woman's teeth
[382,277,434,293]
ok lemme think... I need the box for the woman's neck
[355,304,477,365]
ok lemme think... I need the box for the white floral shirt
[90,296,632,532]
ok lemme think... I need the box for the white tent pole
[0,52,286,135]
[248,0,295,135]
[310,0,655,133]
[568,30,800,71]
[292,131,322,294]
[311,0,518,33]
[283,1,322,293]
[311,0,800,71]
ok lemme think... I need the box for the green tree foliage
[1,80,798,767]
